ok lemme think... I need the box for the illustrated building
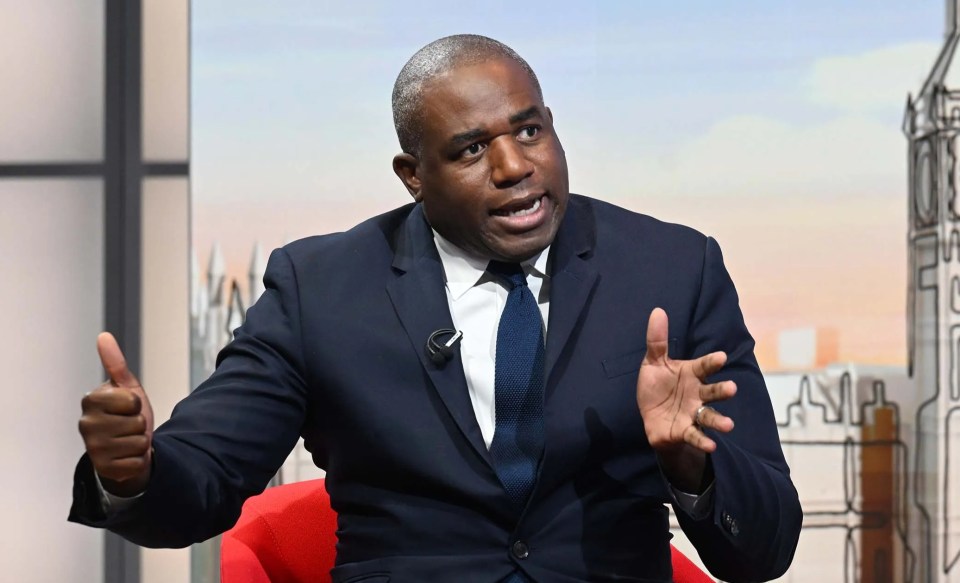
[765,366,914,583]
[904,0,960,579]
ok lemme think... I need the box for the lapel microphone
[426,329,464,364]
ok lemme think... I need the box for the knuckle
[86,438,106,456]
[81,386,109,410]
[709,411,722,428]
[132,435,150,452]
[99,389,127,409]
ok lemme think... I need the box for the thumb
[644,307,669,364]
[97,332,140,388]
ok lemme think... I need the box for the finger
[86,434,151,461]
[98,457,150,483]
[97,332,140,388]
[82,387,142,416]
[695,406,734,433]
[683,424,717,453]
[699,380,737,404]
[103,435,151,460]
[78,412,148,439]
[691,351,727,380]
[644,307,669,364]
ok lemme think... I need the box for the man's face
[398,58,569,263]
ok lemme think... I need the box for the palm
[638,358,706,448]
[636,308,736,453]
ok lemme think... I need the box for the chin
[494,239,552,263]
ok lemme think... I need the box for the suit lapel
[384,197,599,488]
[385,205,493,467]
[545,196,599,392]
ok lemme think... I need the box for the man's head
[392,34,569,263]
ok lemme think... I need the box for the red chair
[221,479,713,582]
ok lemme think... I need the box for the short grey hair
[392,34,543,156]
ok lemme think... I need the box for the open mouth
[493,195,543,217]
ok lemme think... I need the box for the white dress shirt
[432,230,550,449]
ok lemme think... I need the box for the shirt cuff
[93,471,144,514]
[670,480,715,521]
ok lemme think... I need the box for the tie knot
[487,261,527,290]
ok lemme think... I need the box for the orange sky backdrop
[194,187,907,372]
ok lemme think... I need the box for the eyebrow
[449,128,486,147]
[508,106,540,125]
[448,106,543,147]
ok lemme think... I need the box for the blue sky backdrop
[193,0,941,201]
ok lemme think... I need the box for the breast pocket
[601,339,679,380]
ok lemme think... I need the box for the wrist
[656,444,709,493]
[99,471,150,498]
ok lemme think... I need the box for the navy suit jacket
[70,194,801,582]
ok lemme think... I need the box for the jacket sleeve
[68,247,309,548]
[674,236,802,582]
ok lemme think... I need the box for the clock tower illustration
[904,1,960,580]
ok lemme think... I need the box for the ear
[545,106,565,153]
[392,153,423,202]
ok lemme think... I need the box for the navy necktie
[487,261,545,510]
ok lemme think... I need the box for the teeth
[507,197,542,217]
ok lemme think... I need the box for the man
[72,35,801,582]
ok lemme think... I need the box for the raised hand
[637,308,736,457]
[78,332,154,497]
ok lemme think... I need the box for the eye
[461,142,486,159]
[517,126,541,141]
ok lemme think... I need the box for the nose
[489,137,534,188]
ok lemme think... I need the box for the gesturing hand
[78,332,154,497]
[637,308,736,455]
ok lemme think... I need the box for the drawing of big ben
[904,2,960,581]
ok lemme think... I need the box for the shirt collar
[432,229,550,301]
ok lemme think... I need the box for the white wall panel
[0,179,104,581]
[143,0,190,161]
[141,177,191,583]
[0,1,104,161]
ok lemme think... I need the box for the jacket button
[512,540,530,560]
